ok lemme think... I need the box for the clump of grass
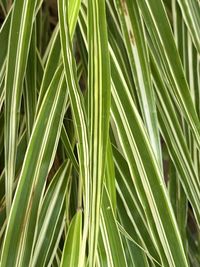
[0,0,200,266]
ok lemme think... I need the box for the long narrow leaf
[4,0,37,214]
[1,65,67,267]
[87,0,111,265]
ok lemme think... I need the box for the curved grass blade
[4,0,37,214]
[68,0,81,37]
[36,26,61,111]
[61,126,79,173]
[60,211,82,267]
[0,131,27,204]
[168,164,188,254]
[176,0,200,54]
[111,55,188,266]
[137,0,200,151]
[58,1,89,265]
[31,161,71,267]
[37,0,81,111]
[97,229,109,267]
[106,3,136,106]
[76,9,188,265]
[100,187,127,267]
[114,0,162,167]
[113,146,161,264]
[1,64,68,267]
[151,55,200,227]
[118,222,161,267]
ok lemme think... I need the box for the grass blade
[87,0,111,265]
[58,1,89,265]
[60,211,82,267]
[1,65,67,266]
[4,0,37,214]
[111,55,188,266]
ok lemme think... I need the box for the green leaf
[61,126,79,173]
[60,211,82,267]
[87,0,111,265]
[4,0,37,214]
[137,0,200,151]
[113,146,161,264]
[31,161,71,267]
[111,54,188,266]
[1,65,68,267]
[100,187,127,267]
[151,56,200,227]
[58,1,89,265]
[176,0,200,54]
[24,24,37,139]
[114,0,162,167]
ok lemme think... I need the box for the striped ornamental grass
[0,0,200,266]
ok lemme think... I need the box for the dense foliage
[0,0,200,266]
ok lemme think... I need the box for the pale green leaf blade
[87,0,111,264]
[60,211,82,267]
